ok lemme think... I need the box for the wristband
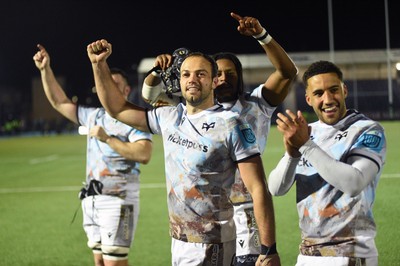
[261,243,277,256]
[253,28,267,39]
[142,82,163,104]
[253,28,272,45]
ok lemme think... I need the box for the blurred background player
[33,44,153,266]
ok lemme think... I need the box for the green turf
[0,121,399,265]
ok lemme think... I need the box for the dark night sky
[1,0,399,98]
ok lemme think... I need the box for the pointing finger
[230,12,242,22]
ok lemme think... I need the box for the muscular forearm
[239,156,276,247]
[263,38,298,80]
[106,137,152,164]
[252,186,276,247]
[261,38,298,106]
[92,61,126,117]
[41,66,70,107]
[40,66,78,123]
[92,62,149,132]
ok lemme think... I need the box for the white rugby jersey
[78,106,152,200]
[146,103,260,243]
[295,110,386,258]
[222,85,276,204]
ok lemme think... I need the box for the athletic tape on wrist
[151,71,161,77]
[261,243,277,256]
[142,82,163,104]
[258,35,273,45]
[253,28,272,45]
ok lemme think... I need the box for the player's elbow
[139,155,151,165]
[268,185,287,196]
[342,186,364,197]
[138,148,153,165]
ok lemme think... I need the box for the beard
[215,83,238,103]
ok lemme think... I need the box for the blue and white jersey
[295,110,386,258]
[146,103,260,243]
[222,85,276,204]
[78,106,152,200]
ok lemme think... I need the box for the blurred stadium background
[1,48,400,137]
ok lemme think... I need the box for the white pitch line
[0,183,166,194]
[29,154,59,164]
[381,173,400,178]
[0,174,399,194]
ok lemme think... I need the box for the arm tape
[142,82,163,104]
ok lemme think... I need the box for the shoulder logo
[363,134,381,148]
[335,131,348,141]
[240,124,256,144]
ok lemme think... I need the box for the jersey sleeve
[128,128,152,143]
[77,105,97,126]
[348,123,386,171]
[146,105,179,135]
[247,84,276,117]
[228,116,260,162]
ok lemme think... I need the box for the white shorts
[171,238,235,266]
[296,254,377,266]
[82,195,139,251]
[233,202,260,265]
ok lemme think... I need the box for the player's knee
[87,241,102,254]
[102,245,130,261]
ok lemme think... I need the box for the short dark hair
[110,67,129,85]
[183,52,218,78]
[302,60,343,87]
[212,52,244,97]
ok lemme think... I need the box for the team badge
[363,133,381,148]
[240,124,256,144]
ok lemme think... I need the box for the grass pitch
[0,121,399,265]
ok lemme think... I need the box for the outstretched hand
[33,44,50,70]
[87,39,112,64]
[230,12,264,36]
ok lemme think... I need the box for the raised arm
[87,39,149,132]
[33,44,78,124]
[231,12,298,106]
